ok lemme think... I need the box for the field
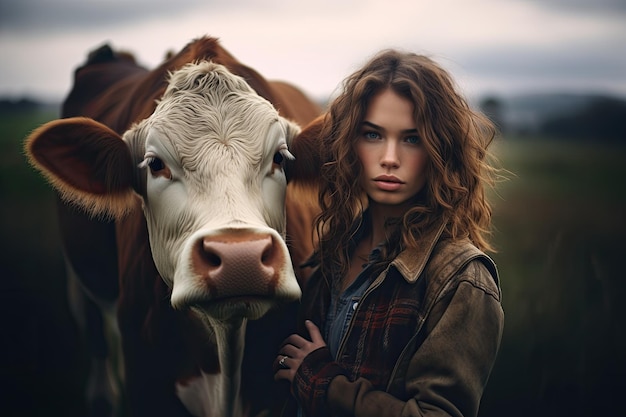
[1,109,625,416]
[482,138,625,416]
[1,108,88,417]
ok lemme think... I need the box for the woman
[274,49,504,417]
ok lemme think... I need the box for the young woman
[274,49,504,417]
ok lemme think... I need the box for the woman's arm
[289,261,504,417]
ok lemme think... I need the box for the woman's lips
[374,175,403,191]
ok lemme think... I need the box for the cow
[24,37,323,417]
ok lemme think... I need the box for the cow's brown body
[49,37,322,416]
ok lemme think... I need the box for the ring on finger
[279,355,289,369]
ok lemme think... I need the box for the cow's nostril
[197,239,223,269]
[205,251,221,268]
[261,244,273,265]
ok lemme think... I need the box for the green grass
[1,108,64,287]
[1,107,91,417]
[481,137,626,417]
[0,110,60,197]
[491,138,626,202]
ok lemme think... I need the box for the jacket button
[352,302,358,311]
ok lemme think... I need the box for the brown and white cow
[25,37,322,417]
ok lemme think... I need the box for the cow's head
[26,62,302,320]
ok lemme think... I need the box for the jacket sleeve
[292,260,504,417]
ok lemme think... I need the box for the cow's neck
[176,317,247,417]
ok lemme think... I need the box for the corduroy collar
[391,220,447,284]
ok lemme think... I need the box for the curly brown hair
[314,49,498,280]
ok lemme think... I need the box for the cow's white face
[124,62,301,319]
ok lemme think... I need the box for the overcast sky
[1,0,625,103]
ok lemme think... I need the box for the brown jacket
[291,222,504,416]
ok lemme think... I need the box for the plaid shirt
[289,221,503,417]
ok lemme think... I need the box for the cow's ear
[25,117,137,219]
[286,114,325,184]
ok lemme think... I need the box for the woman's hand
[274,320,326,383]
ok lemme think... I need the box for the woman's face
[355,89,428,215]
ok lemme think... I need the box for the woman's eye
[363,131,380,140]
[405,135,421,145]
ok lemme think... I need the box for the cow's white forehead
[165,63,278,157]
[129,61,283,176]
[164,61,258,101]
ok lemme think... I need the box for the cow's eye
[148,157,165,172]
[270,146,293,174]
[139,156,172,179]
[273,152,284,166]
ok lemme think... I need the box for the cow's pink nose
[192,232,284,299]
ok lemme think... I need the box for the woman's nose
[381,141,400,168]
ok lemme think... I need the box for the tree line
[480,94,626,143]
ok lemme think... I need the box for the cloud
[472,43,625,79]
[531,0,626,17]
[0,0,361,34]
[0,0,210,33]
[455,40,626,97]
[1,0,625,101]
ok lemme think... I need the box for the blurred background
[1,1,625,416]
